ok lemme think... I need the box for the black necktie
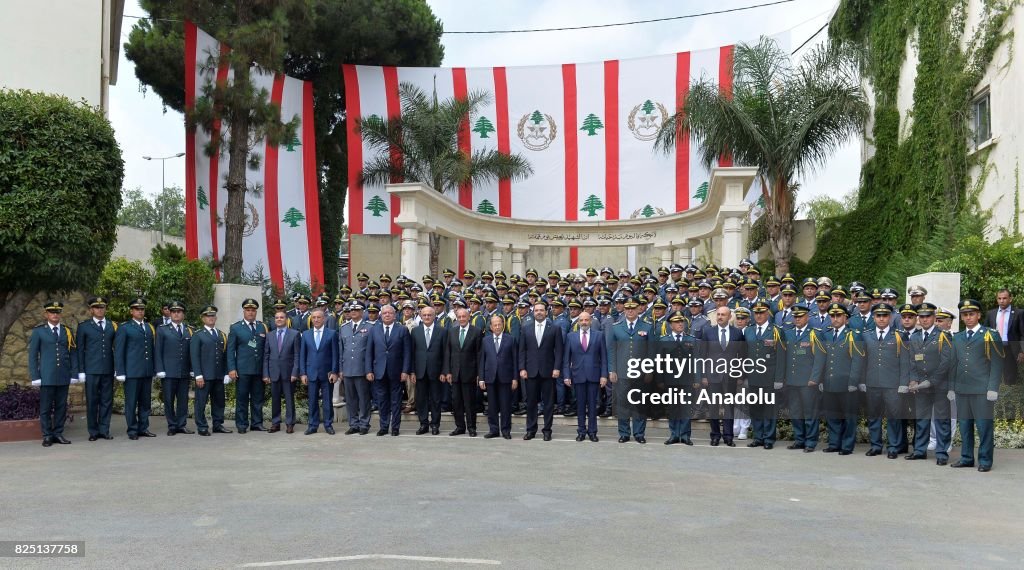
[720,328,727,350]
[385,325,391,341]
[878,330,884,341]
[249,322,256,334]
[177,324,183,338]
[52,326,59,340]
[967,330,974,340]
[675,334,681,342]
[832,329,838,342]
[628,322,634,334]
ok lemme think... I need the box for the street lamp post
[142,152,186,241]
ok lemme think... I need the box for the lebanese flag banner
[184,21,323,287]
[342,37,796,238]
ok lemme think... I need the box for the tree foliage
[655,36,868,276]
[118,186,186,237]
[0,89,124,358]
[95,245,216,324]
[800,190,856,239]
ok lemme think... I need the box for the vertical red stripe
[717,45,735,167]
[562,64,578,266]
[302,81,325,288]
[603,60,619,220]
[184,21,198,259]
[452,68,472,209]
[458,240,466,276]
[493,67,511,217]
[263,74,286,289]
[382,66,402,235]
[675,51,691,212]
[209,44,231,280]
[342,64,363,238]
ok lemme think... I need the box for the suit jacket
[190,327,228,381]
[115,320,156,378]
[698,324,747,383]
[479,333,517,384]
[338,320,373,377]
[517,318,564,378]
[365,322,412,379]
[299,328,338,382]
[986,306,1020,347]
[76,318,116,375]
[287,309,311,333]
[28,323,77,385]
[563,328,608,384]
[442,324,483,383]
[155,322,193,378]
[411,323,446,379]
[227,320,268,376]
[264,326,301,382]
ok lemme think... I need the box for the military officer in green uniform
[77,295,116,441]
[228,298,269,433]
[28,300,78,446]
[657,313,697,445]
[816,303,863,455]
[190,305,232,436]
[781,303,826,452]
[948,299,1003,472]
[155,300,194,436]
[114,297,158,440]
[905,302,953,463]
[853,302,910,458]
[744,301,785,449]
[606,297,653,443]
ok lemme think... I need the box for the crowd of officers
[28,260,1015,472]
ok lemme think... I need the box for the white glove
[31,379,41,387]
[847,385,857,393]
[897,386,909,394]
[947,390,955,401]
[194,375,204,381]
[78,373,86,382]
[987,390,998,402]
[116,375,126,382]
[70,377,81,384]
[156,372,166,379]
[773,382,783,390]
[223,375,232,384]
[818,383,824,392]
[916,380,931,390]
[858,384,867,392]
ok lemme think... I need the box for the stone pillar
[510,246,528,276]
[416,231,431,279]
[213,283,264,333]
[675,240,694,267]
[721,217,743,269]
[400,227,421,281]
[659,247,674,269]
[490,244,505,274]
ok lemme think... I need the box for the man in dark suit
[986,289,1020,386]
[114,297,157,440]
[28,300,78,446]
[563,311,607,442]
[190,305,231,436]
[155,300,194,436]
[366,305,412,436]
[77,295,116,441]
[299,309,339,435]
[410,306,446,435]
[264,309,301,433]
[518,301,564,441]
[479,314,518,439]
[698,306,747,447]
[442,307,483,436]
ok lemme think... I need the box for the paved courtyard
[3,413,1023,568]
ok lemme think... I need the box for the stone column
[510,246,528,276]
[490,244,505,274]
[675,240,694,267]
[416,231,431,279]
[400,227,420,281]
[659,248,673,269]
[721,217,744,269]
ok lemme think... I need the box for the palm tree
[357,83,533,276]
[654,37,868,276]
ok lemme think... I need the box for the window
[972,90,991,147]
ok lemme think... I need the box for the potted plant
[0,383,42,442]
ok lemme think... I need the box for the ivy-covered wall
[810,0,1014,285]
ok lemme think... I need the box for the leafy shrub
[0,383,41,420]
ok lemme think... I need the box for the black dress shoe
[887,451,898,459]
[905,453,926,460]
[978,465,991,472]
[747,440,763,448]
[449,428,466,436]
[101,434,113,440]
[710,439,720,447]
[140,431,156,438]
[376,429,388,436]
[681,438,693,446]
[588,434,599,442]
[468,429,477,437]
[838,450,852,455]
[936,457,948,466]
[391,429,399,436]
[636,436,646,444]
[416,426,429,435]
[502,433,512,440]
[345,428,360,435]
[724,440,735,447]
[431,427,439,435]
[250,425,265,432]
[599,410,613,418]
[563,409,577,417]
[198,430,210,436]
[304,428,317,435]
[523,432,536,440]
[664,436,679,445]
[237,428,248,434]
[167,430,176,436]
[359,428,369,435]
[325,426,336,435]
[213,426,232,434]
[179,428,195,435]
[42,437,53,447]
[88,435,98,442]
[764,443,774,450]
[577,434,587,442]
[618,436,630,443]
[803,447,815,453]
[539,432,549,441]
[129,434,139,440]
[786,443,804,450]
[865,448,882,456]
[822,447,839,453]
[950,460,974,468]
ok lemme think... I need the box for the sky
[111,0,860,217]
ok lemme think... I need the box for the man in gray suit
[338,302,373,435]
[264,310,301,433]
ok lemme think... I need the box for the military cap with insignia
[880,287,899,299]
[169,300,186,311]
[241,298,260,309]
[898,303,917,315]
[958,299,982,313]
[129,297,147,309]
[652,299,667,310]
[272,298,288,309]
[687,298,703,307]
[830,287,848,298]
[734,307,751,318]
[462,269,476,280]
[814,291,831,302]
[379,273,392,282]
[827,302,849,316]
[848,281,866,293]
[764,275,781,287]
[87,295,108,308]
[295,295,311,304]
[443,268,456,277]
[356,272,370,281]
[657,266,670,276]
[752,300,771,313]
[622,297,640,309]
[780,273,796,284]
[936,307,954,319]
[366,303,381,313]
[916,302,937,316]
[201,304,218,316]
[780,284,797,294]
[668,312,687,322]
[872,302,895,315]
[44,300,65,313]
[907,285,928,297]
[790,303,811,316]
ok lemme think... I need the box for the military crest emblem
[517,110,557,151]
[628,99,669,141]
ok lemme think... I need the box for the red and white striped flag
[343,42,748,268]
[185,21,324,287]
